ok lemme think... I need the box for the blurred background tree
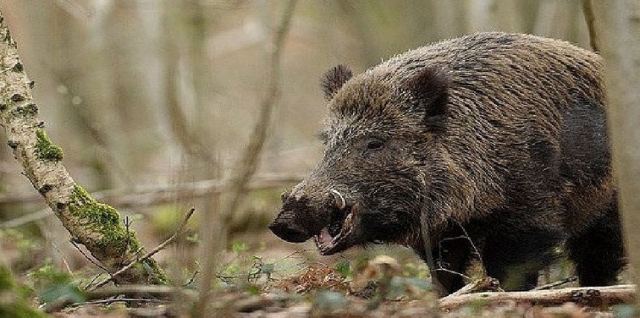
[592,0,640,302]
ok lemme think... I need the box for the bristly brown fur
[271,32,625,296]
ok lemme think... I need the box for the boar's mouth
[314,191,359,255]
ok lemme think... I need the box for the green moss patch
[35,129,63,161]
[67,186,167,284]
[68,185,136,255]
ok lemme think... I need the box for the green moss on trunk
[68,185,167,284]
[68,185,139,257]
[35,129,63,161]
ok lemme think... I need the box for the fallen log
[438,284,635,311]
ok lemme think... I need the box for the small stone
[7,140,18,149]
[56,202,66,211]
[0,104,6,111]
[29,81,35,89]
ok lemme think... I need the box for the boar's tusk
[330,189,347,210]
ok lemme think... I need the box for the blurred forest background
[0,0,627,317]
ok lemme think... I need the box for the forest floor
[1,201,635,318]
[40,233,634,318]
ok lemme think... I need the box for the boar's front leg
[429,227,475,296]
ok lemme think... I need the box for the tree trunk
[467,0,522,33]
[533,0,574,39]
[0,10,166,285]
[432,0,467,39]
[591,0,640,300]
[103,1,162,185]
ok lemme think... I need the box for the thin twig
[533,276,578,290]
[435,222,485,283]
[89,208,196,290]
[183,269,199,287]
[51,242,73,275]
[434,267,471,281]
[70,239,110,273]
[87,284,198,299]
[42,284,198,312]
[84,273,107,290]
[71,298,169,307]
[443,276,502,298]
[454,220,484,266]
[124,216,132,254]
[53,0,92,24]
[220,0,298,224]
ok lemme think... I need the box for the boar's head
[269,64,450,255]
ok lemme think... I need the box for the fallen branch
[533,276,578,291]
[88,208,196,290]
[43,284,197,313]
[441,277,502,299]
[0,174,302,229]
[71,298,169,307]
[0,208,50,229]
[438,284,635,311]
[87,284,197,299]
[70,239,110,273]
[0,173,302,207]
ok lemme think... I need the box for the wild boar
[269,32,625,294]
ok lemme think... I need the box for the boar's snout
[269,186,338,244]
[268,210,311,243]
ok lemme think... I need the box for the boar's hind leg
[478,210,564,291]
[567,202,626,286]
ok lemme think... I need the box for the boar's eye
[366,138,385,150]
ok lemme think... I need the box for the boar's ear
[321,64,353,100]
[404,66,449,131]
